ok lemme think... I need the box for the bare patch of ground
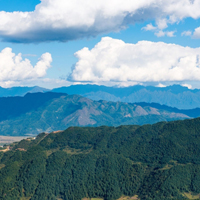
[117,195,139,200]
[63,146,93,155]
[183,192,200,199]
[0,164,5,170]
[52,130,63,134]
[82,198,103,200]
[0,146,10,152]
[20,197,31,200]
[16,148,26,151]
[82,196,139,200]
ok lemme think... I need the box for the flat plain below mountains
[0,92,198,136]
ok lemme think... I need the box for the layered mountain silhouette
[0,92,199,136]
[1,84,200,109]
[52,84,200,109]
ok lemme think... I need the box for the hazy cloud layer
[0,48,52,86]
[69,37,200,85]
[0,0,200,42]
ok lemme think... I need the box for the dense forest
[1,118,200,199]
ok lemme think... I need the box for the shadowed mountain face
[0,92,66,122]
[52,84,200,109]
[1,118,200,199]
[0,92,197,136]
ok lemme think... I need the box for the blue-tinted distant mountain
[135,102,200,118]
[52,84,200,109]
[1,84,200,109]
[0,92,195,136]
[0,86,49,97]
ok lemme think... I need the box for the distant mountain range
[0,92,199,136]
[1,118,200,199]
[0,86,48,97]
[52,84,200,109]
[1,84,200,109]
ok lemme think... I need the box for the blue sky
[0,0,200,89]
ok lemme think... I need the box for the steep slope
[1,118,200,199]
[0,93,191,136]
[52,84,200,109]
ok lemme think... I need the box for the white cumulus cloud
[0,48,52,86]
[155,30,176,37]
[181,30,192,36]
[193,26,200,38]
[156,18,169,30]
[69,37,200,85]
[181,83,192,89]
[155,30,166,37]
[142,18,176,38]
[0,0,200,42]
[166,31,176,37]
[142,23,157,31]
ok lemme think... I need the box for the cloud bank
[69,37,200,85]
[0,48,52,87]
[0,0,200,42]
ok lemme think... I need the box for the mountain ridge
[1,84,200,109]
[51,84,200,109]
[0,92,196,136]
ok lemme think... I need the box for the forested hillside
[1,118,200,199]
